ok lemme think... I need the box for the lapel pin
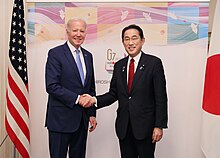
[140,65,145,70]
[122,66,126,72]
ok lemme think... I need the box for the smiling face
[66,19,87,49]
[122,28,145,58]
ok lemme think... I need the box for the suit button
[129,97,131,99]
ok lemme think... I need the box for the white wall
[27,2,209,158]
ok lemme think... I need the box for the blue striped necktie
[75,49,84,85]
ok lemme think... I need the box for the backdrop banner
[27,2,208,158]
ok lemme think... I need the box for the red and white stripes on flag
[201,1,220,158]
[5,0,30,157]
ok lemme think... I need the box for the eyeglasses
[123,36,140,44]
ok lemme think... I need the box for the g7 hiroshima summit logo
[105,48,117,73]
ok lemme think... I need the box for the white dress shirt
[67,41,87,104]
[127,51,141,83]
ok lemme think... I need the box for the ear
[141,37,145,45]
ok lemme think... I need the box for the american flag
[5,0,30,157]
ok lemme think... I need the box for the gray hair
[66,18,87,32]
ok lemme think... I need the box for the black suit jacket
[97,52,168,140]
[45,42,96,133]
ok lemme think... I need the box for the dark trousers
[119,121,156,158]
[48,121,87,158]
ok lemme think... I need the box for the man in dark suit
[45,19,97,158]
[82,24,168,158]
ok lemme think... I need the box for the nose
[128,40,134,45]
[76,31,81,36]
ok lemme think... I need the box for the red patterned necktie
[128,58,134,93]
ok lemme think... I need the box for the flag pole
[13,146,16,158]
[0,135,8,148]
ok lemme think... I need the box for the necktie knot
[76,49,80,54]
[130,58,135,63]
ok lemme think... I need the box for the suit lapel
[130,52,146,93]
[63,43,82,85]
[121,57,129,94]
[82,48,90,86]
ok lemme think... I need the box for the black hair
[121,24,144,40]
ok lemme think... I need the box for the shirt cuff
[93,96,97,107]
[76,95,80,104]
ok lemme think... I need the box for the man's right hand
[79,94,96,108]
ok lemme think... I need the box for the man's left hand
[152,127,163,143]
[89,116,97,132]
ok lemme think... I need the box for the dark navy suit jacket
[97,52,168,140]
[45,42,96,133]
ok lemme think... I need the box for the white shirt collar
[67,41,82,54]
[128,51,142,64]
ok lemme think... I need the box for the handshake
[79,94,96,108]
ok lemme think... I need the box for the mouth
[128,46,135,51]
[75,38,82,42]
[75,37,82,40]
